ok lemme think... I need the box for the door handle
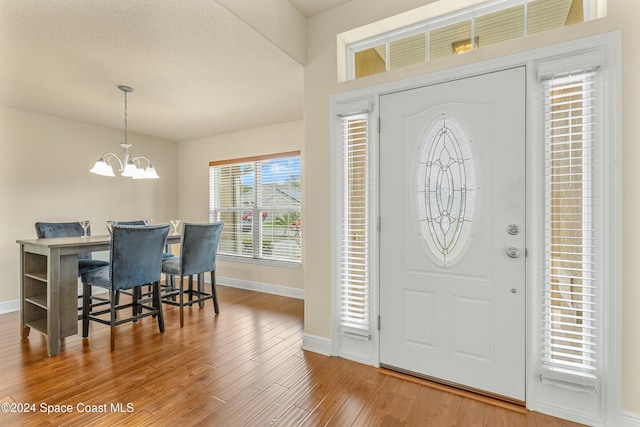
[507,247,520,258]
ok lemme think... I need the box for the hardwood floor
[0,285,584,426]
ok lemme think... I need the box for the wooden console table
[16,234,180,356]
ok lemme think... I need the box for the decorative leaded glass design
[417,115,477,266]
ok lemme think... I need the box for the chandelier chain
[123,89,128,146]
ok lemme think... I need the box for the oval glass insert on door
[416,115,478,267]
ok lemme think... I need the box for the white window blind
[348,0,595,80]
[540,69,600,392]
[339,114,370,336]
[209,152,301,265]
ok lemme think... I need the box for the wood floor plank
[297,367,359,426]
[273,405,311,426]
[323,363,385,426]
[484,403,532,427]
[249,365,324,426]
[456,398,487,427]
[294,356,353,415]
[351,374,404,426]
[0,285,585,426]
[191,384,264,425]
[375,380,424,426]
[404,384,464,426]
[264,353,340,425]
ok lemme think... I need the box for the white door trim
[330,31,621,426]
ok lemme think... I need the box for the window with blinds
[209,152,301,265]
[350,0,590,80]
[541,69,599,391]
[339,114,370,335]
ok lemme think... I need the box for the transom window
[209,152,301,266]
[347,0,595,80]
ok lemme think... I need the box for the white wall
[0,105,178,303]
[217,0,307,65]
[303,0,640,416]
[177,120,304,292]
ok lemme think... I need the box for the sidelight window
[338,113,371,335]
[540,67,600,391]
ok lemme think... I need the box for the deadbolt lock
[507,247,521,258]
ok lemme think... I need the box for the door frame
[328,32,621,426]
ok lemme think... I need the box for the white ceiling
[0,0,351,142]
[288,0,353,18]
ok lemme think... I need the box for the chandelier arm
[131,156,153,167]
[102,152,125,172]
[130,155,160,179]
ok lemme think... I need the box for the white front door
[379,67,526,401]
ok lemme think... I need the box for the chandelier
[90,85,159,179]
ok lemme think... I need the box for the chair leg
[142,284,151,314]
[198,273,205,309]
[188,275,194,303]
[169,274,176,301]
[132,286,139,320]
[211,270,219,314]
[82,283,91,338]
[110,289,117,352]
[179,275,184,328]
[153,282,165,333]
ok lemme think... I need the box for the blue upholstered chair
[161,222,224,327]
[34,222,109,275]
[35,221,111,318]
[110,220,175,310]
[81,224,170,351]
[110,220,175,259]
[113,220,147,226]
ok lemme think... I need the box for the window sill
[218,254,301,270]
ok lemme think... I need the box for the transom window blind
[339,114,370,336]
[541,68,600,392]
[349,0,592,80]
[209,152,301,265]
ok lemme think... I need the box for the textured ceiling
[288,0,352,18]
[0,0,348,142]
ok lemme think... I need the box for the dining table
[16,233,181,356]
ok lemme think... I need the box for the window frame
[338,112,371,336]
[539,68,600,391]
[330,98,379,362]
[209,151,302,269]
[346,0,596,80]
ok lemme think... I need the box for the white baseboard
[0,299,19,314]
[621,411,640,427]
[302,333,332,356]
[338,350,375,367]
[217,276,304,300]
